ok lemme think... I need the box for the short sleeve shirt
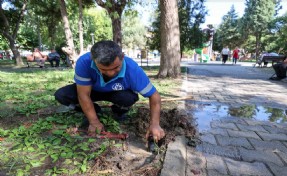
[74,52,156,97]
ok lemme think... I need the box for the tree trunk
[111,18,122,47]
[95,0,126,47]
[78,0,84,54]
[255,33,260,61]
[0,1,27,66]
[37,17,42,50]
[158,0,181,78]
[58,0,77,67]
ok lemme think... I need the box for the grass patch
[0,66,184,175]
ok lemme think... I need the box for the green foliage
[122,12,147,49]
[240,0,277,57]
[85,7,113,42]
[148,0,207,52]
[213,5,241,51]
[179,0,208,50]
[263,14,287,54]
[0,113,116,175]
[241,0,276,35]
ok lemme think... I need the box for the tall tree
[78,0,84,53]
[158,0,181,78]
[0,0,28,66]
[58,0,77,66]
[241,0,276,60]
[178,0,207,55]
[29,0,62,49]
[149,0,207,55]
[122,13,146,51]
[213,5,241,51]
[76,0,94,53]
[95,0,127,46]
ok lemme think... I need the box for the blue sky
[202,0,287,28]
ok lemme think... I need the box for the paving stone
[211,121,238,130]
[257,132,287,141]
[200,134,217,145]
[204,153,228,175]
[274,151,287,164]
[215,135,253,149]
[201,128,229,136]
[263,125,287,135]
[227,129,261,140]
[248,138,287,152]
[244,119,275,127]
[220,117,247,125]
[161,136,186,176]
[196,142,240,160]
[207,170,229,176]
[186,147,207,176]
[236,123,268,133]
[239,148,284,166]
[225,158,272,176]
[274,123,287,129]
[267,162,287,176]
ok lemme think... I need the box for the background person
[54,40,165,142]
[48,49,60,67]
[221,46,230,64]
[32,48,47,68]
[232,47,240,64]
[270,56,287,80]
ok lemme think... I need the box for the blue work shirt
[74,52,156,97]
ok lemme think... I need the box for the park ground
[1,59,287,175]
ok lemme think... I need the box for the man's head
[34,48,39,52]
[91,40,123,66]
[91,40,124,78]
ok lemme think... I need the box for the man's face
[96,56,123,78]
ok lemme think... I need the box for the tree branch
[12,1,28,39]
[0,2,10,30]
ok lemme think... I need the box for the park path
[161,62,287,176]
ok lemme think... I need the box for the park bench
[254,55,285,67]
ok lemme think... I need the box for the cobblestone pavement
[161,62,287,176]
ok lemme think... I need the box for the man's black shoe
[74,103,102,113]
[269,77,282,81]
[113,113,128,122]
[79,111,103,129]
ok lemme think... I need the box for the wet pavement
[161,61,287,176]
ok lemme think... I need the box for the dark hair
[91,40,123,66]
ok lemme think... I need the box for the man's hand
[88,122,104,136]
[145,124,165,142]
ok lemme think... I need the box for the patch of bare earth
[87,107,196,176]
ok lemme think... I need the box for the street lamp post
[90,33,95,45]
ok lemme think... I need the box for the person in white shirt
[221,46,230,64]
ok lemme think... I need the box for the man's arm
[146,91,165,142]
[77,85,103,136]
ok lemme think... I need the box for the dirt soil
[84,107,196,176]
[0,105,196,176]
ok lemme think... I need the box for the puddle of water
[188,103,287,132]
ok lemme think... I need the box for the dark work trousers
[48,57,60,67]
[273,63,287,79]
[222,54,228,63]
[54,83,139,115]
